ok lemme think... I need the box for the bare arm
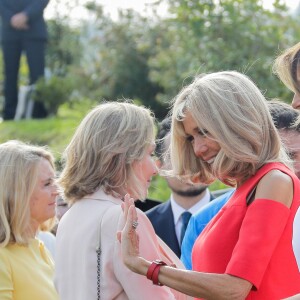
[284,294,300,300]
[255,169,293,208]
[119,198,252,300]
[119,170,293,299]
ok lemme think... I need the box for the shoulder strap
[246,186,257,206]
[96,204,116,300]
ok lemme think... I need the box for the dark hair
[155,116,172,161]
[268,100,300,132]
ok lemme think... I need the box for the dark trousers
[2,38,47,120]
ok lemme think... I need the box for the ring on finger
[132,220,138,229]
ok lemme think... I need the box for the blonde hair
[0,140,56,247]
[59,101,155,203]
[273,42,300,94]
[171,71,291,186]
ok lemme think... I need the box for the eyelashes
[199,129,209,136]
[186,129,209,143]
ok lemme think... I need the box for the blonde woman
[273,42,300,109]
[120,71,300,299]
[0,140,59,300]
[55,102,189,300]
[273,43,300,300]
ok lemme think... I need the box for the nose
[152,160,158,176]
[193,136,208,157]
[292,93,300,110]
[52,183,59,196]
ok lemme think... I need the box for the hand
[11,13,29,30]
[117,194,141,272]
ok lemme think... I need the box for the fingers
[117,205,135,243]
[123,204,137,234]
[116,231,121,243]
[125,204,135,231]
[131,201,138,221]
[124,193,134,205]
[123,193,135,220]
[120,203,141,267]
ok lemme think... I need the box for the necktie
[180,211,192,244]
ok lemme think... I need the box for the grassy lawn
[0,103,228,201]
[0,102,89,157]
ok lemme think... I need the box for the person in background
[181,99,300,270]
[56,196,69,221]
[0,140,59,300]
[268,99,300,178]
[273,44,300,300]
[181,189,233,270]
[37,220,56,258]
[146,116,215,257]
[0,0,49,120]
[119,71,300,299]
[55,102,189,300]
[47,196,70,236]
[135,197,161,212]
[273,42,300,110]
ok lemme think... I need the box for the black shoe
[32,102,48,119]
[3,115,14,121]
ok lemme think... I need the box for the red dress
[192,163,300,299]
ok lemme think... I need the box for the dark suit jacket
[135,198,161,212]
[0,0,49,41]
[146,193,215,257]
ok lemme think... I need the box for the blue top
[180,190,234,270]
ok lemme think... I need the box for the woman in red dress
[119,71,300,300]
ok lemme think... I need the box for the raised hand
[118,194,141,273]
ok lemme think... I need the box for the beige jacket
[55,189,190,300]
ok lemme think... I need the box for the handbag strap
[96,205,115,300]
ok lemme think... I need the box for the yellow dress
[0,238,58,300]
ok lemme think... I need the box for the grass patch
[0,102,92,157]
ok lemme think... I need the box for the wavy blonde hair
[171,71,291,186]
[59,101,155,203]
[273,42,300,94]
[0,140,56,247]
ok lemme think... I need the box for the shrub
[33,76,73,116]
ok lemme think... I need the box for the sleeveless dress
[192,163,300,299]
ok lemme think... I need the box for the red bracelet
[146,260,167,286]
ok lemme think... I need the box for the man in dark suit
[146,116,214,257]
[0,0,49,120]
[135,198,161,212]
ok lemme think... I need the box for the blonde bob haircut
[0,140,56,247]
[171,71,291,186]
[273,42,300,94]
[59,101,155,203]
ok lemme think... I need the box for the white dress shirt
[170,188,211,243]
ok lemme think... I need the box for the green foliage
[73,5,168,118]
[150,0,300,103]
[0,102,92,159]
[149,175,229,201]
[42,0,300,115]
[46,18,82,76]
[33,76,74,115]
[2,0,300,200]
[149,175,171,201]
